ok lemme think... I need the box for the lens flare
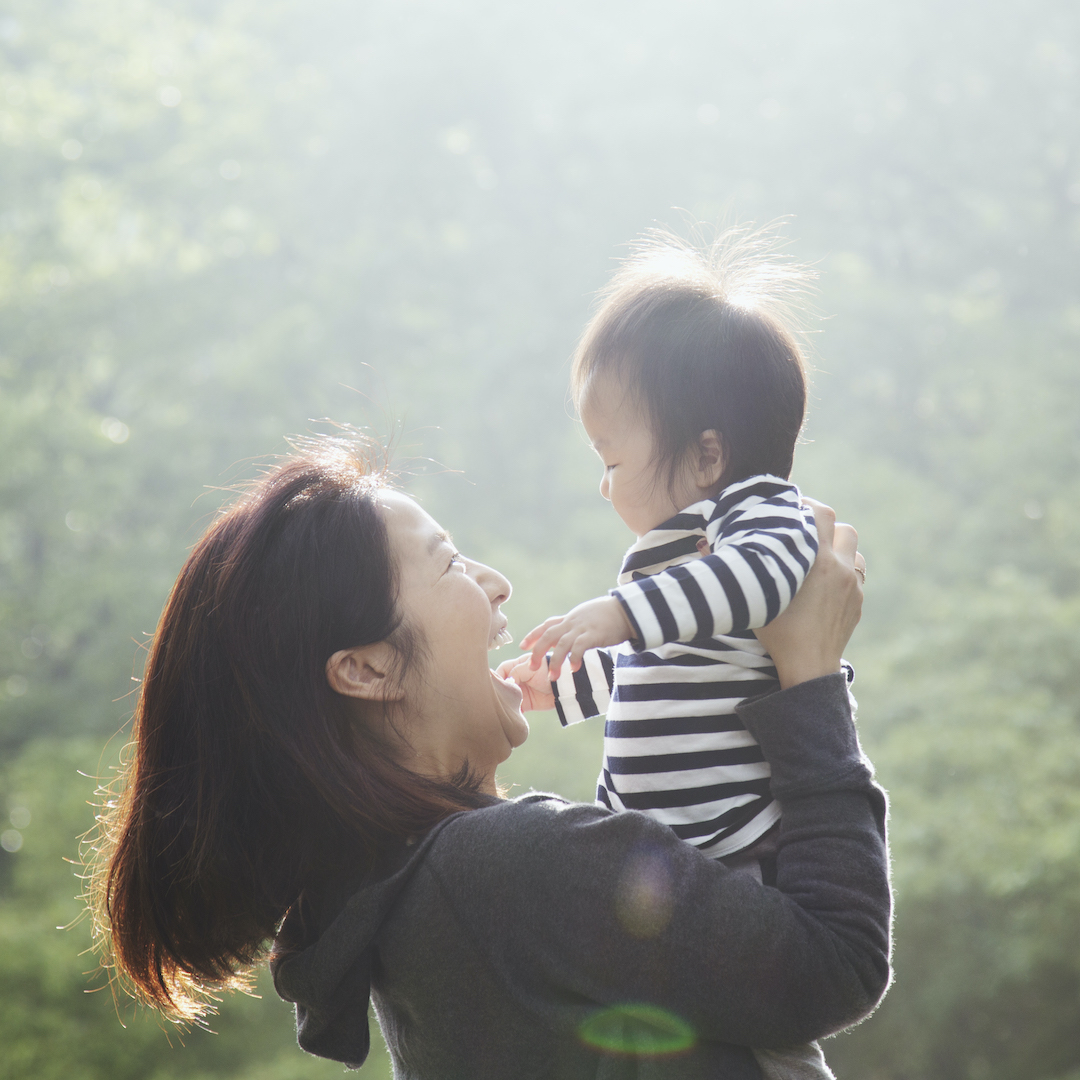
[578,1003,695,1056]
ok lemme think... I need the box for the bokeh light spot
[5,675,28,697]
[579,1003,695,1056]
[615,849,674,938]
[101,417,130,443]
[442,127,471,155]
[9,807,30,829]
[159,86,182,107]
[0,829,22,853]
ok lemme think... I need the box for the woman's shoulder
[439,791,606,840]
[447,790,631,832]
[426,791,681,881]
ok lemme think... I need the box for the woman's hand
[494,656,556,712]
[753,499,865,690]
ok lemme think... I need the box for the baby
[500,228,846,1080]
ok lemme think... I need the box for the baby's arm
[615,486,818,651]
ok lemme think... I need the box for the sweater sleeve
[611,486,819,650]
[551,647,615,725]
[433,672,891,1049]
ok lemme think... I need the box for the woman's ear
[326,643,405,702]
[694,430,726,489]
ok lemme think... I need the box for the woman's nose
[599,472,610,501]
[475,561,511,606]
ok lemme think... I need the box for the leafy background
[1,0,1078,1076]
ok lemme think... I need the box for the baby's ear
[694,430,725,488]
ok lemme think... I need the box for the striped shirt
[552,475,819,858]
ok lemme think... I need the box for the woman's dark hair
[87,439,489,1023]
[572,225,812,494]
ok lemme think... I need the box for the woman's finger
[853,550,867,587]
[802,498,836,553]
[832,522,859,563]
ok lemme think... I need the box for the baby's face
[580,378,701,538]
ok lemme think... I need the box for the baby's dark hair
[572,225,812,496]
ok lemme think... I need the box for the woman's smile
[378,490,530,784]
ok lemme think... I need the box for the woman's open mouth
[491,668,528,745]
[489,623,513,649]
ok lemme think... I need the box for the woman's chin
[492,670,530,749]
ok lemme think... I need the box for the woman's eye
[448,552,464,569]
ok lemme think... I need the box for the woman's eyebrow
[427,529,453,556]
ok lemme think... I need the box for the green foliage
[0,738,393,1078]
[0,0,1078,1077]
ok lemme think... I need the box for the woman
[91,440,889,1079]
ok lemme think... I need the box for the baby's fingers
[520,616,564,652]
[526,621,571,670]
[565,636,596,676]
[552,629,600,681]
[548,630,578,681]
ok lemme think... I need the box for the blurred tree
[0,0,1078,1077]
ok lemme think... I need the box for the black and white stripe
[612,475,818,650]
[552,475,818,858]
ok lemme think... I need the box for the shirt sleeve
[551,648,615,726]
[611,490,818,650]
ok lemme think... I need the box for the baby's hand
[520,596,634,680]
[494,656,556,712]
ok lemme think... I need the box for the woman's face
[380,490,529,790]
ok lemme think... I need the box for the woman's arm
[434,506,886,1046]
[433,671,889,1048]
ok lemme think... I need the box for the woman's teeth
[491,627,513,649]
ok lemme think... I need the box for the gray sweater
[272,674,892,1079]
